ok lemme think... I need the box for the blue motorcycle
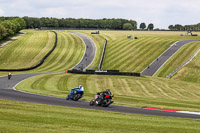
[66,85,84,101]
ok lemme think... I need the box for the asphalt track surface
[1,33,200,119]
[141,40,200,76]
[1,74,200,119]
[67,31,96,70]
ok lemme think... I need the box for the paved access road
[68,31,96,70]
[141,40,200,76]
[1,74,200,119]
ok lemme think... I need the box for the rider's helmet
[106,89,110,92]
[106,89,111,95]
[79,85,84,91]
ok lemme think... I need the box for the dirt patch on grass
[0,32,26,48]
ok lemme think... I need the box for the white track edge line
[177,111,200,115]
[13,74,64,99]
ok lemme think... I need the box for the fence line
[98,39,107,70]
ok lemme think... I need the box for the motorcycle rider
[96,89,111,104]
[66,85,84,100]
[78,85,84,91]
[8,72,12,80]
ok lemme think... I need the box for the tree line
[0,17,26,40]
[168,23,200,31]
[23,16,137,30]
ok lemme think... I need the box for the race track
[1,32,200,119]
[141,40,200,76]
[68,31,96,70]
[0,73,200,119]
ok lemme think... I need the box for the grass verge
[1,99,200,133]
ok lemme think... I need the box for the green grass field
[77,30,200,73]
[155,42,200,78]
[0,30,85,76]
[172,50,200,84]
[77,30,200,85]
[32,31,85,72]
[1,99,200,133]
[0,30,54,69]
[1,30,200,132]
[16,73,200,112]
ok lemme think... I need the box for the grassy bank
[78,30,200,73]
[16,73,200,112]
[1,99,200,133]
[155,41,200,82]
[0,30,85,76]
[0,30,54,69]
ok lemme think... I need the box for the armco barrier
[67,69,140,77]
[0,31,58,71]
[98,39,107,70]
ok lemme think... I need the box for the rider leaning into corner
[66,85,84,100]
[78,85,84,91]
[96,89,111,103]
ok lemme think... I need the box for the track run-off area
[1,31,200,119]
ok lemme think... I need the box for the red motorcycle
[89,90,114,107]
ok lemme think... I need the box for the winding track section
[68,31,96,70]
[1,33,200,119]
[141,40,200,76]
[1,74,200,119]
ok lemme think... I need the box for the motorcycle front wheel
[73,94,81,101]
[89,100,95,106]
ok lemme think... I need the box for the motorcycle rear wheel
[101,99,111,107]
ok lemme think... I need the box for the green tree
[147,23,154,30]
[15,18,26,30]
[1,20,15,36]
[168,25,174,30]
[174,24,183,31]
[0,24,7,39]
[123,23,133,30]
[140,23,146,30]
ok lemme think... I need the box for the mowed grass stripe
[32,31,84,72]
[0,30,51,69]
[128,39,172,72]
[107,37,162,71]
[106,37,149,60]
[103,37,167,72]
[17,73,200,111]
[156,42,200,78]
[45,33,76,71]
[104,37,153,62]
[34,32,72,71]
[2,99,200,133]
[172,48,200,84]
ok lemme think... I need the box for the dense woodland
[0,17,26,40]
[22,16,137,30]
